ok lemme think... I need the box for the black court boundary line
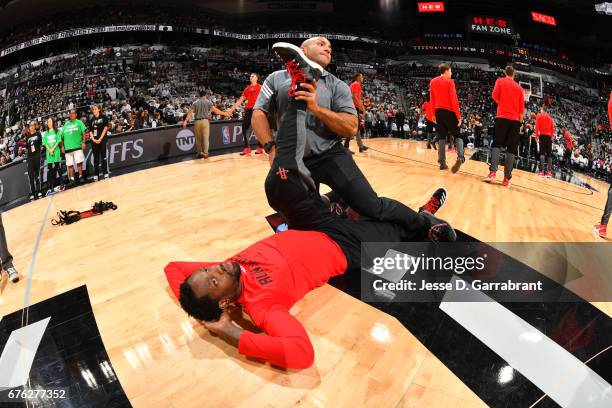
[363,145,608,212]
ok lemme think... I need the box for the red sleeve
[608,92,612,129]
[429,80,436,112]
[551,116,555,136]
[492,79,500,104]
[164,261,218,299]
[238,305,314,369]
[450,80,461,122]
[349,82,357,95]
[518,85,525,119]
[241,87,249,99]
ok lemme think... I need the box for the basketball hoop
[523,88,531,103]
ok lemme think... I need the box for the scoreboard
[468,16,515,37]
[512,47,531,68]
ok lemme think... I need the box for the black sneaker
[419,187,447,215]
[420,211,457,242]
[359,146,369,152]
[440,163,448,170]
[272,42,324,96]
[451,158,464,174]
[6,266,19,283]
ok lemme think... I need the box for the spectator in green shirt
[58,109,88,184]
[42,117,64,195]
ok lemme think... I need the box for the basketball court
[1,139,610,407]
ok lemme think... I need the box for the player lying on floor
[165,42,456,369]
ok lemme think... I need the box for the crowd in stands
[0,5,379,53]
[0,45,610,178]
[0,45,402,166]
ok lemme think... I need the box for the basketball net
[523,89,531,103]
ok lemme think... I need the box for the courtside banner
[80,121,248,174]
[0,160,30,206]
[360,243,611,302]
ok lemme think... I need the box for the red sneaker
[593,224,607,238]
[502,178,510,187]
[538,171,545,177]
[240,148,252,156]
[419,187,447,215]
[546,171,553,178]
[484,171,496,183]
[272,42,323,97]
[255,147,264,154]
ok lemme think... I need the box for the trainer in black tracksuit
[254,66,426,233]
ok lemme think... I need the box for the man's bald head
[300,36,324,48]
[300,37,332,68]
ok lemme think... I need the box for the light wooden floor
[1,138,610,407]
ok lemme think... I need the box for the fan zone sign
[469,16,514,37]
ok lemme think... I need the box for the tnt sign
[417,2,445,13]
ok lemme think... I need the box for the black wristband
[263,141,276,154]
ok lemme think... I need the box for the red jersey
[242,84,262,109]
[421,101,434,122]
[492,77,525,121]
[608,91,612,129]
[350,81,363,112]
[535,112,554,137]
[429,76,461,122]
[165,230,347,369]
[349,81,363,101]
[563,130,573,150]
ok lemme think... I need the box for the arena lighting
[417,2,445,13]
[595,2,612,15]
[380,0,399,12]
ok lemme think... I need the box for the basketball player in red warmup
[165,43,456,369]
[344,73,368,153]
[485,66,525,187]
[229,73,264,155]
[421,98,436,150]
[429,64,463,172]
[593,90,612,238]
[535,105,555,178]
[562,128,574,172]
